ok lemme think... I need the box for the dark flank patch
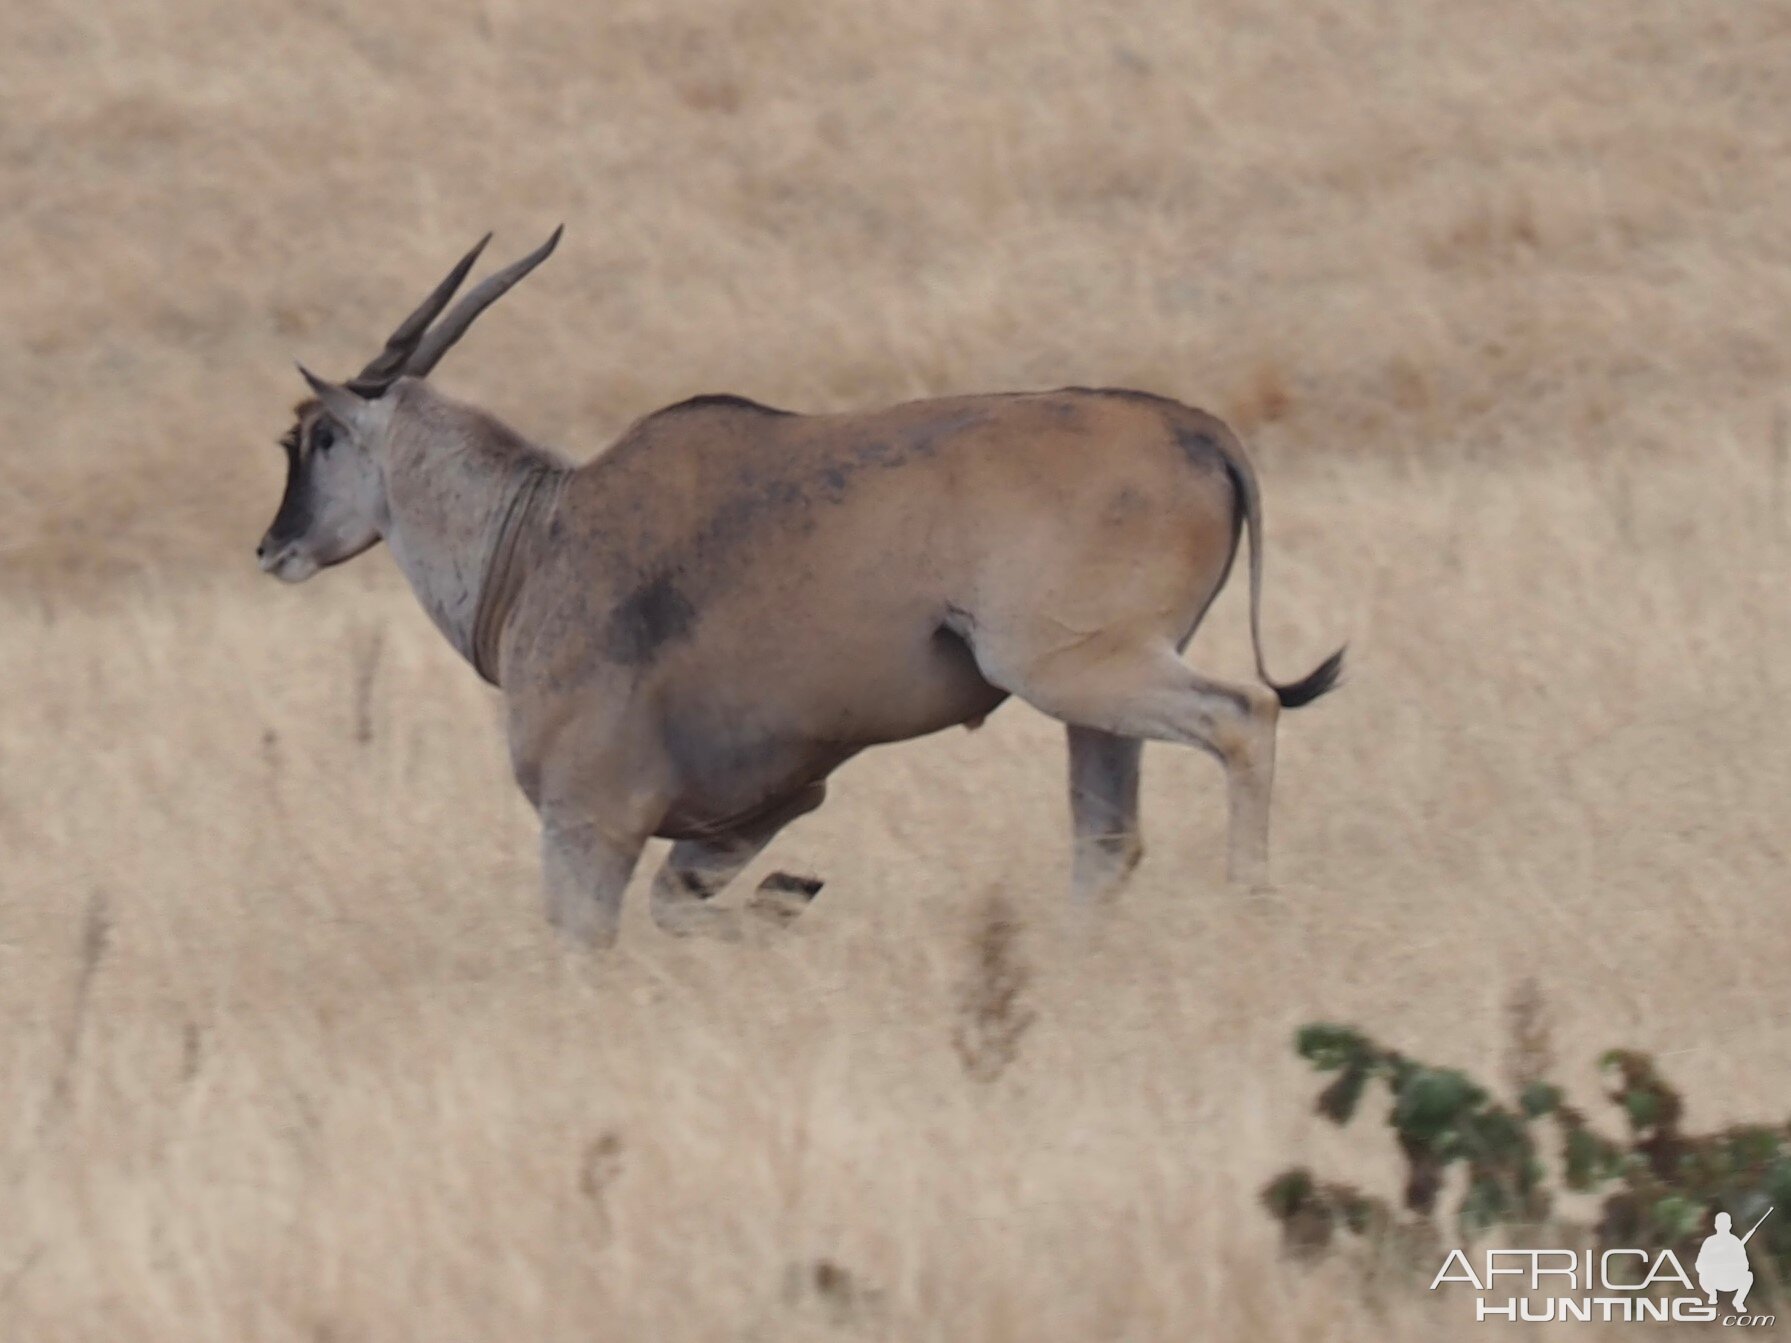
[604,571,697,665]
[841,414,967,475]
[816,422,959,497]
[697,469,816,560]
[649,392,794,419]
[691,410,987,558]
[845,410,984,474]
[852,439,903,469]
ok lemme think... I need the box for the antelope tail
[1220,449,1346,710]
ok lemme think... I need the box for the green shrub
[1264,1020,1789,1302]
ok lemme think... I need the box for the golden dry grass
[4,0,1791,1338]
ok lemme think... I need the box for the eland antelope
[257,230,1343,946]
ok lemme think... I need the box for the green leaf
[1564,1127,1619,1190]
[1521,1082,1562,1118]
[1763,1155,1791,1205]
[1394,1069,1484,1144]
[1317,1064,1370,1125]
[1625,1088,1661,1131]
[1727,1127,1779,1169]
[1460,1176,1510,1234]
[1652,1194,1699,1241]
[1296,1023,1370,1072]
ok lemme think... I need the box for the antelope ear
[296,364,375,427]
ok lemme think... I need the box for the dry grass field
[4,0,1791,1338]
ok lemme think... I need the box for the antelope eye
[311,421,336,452]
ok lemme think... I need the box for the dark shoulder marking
[604,571,697,666]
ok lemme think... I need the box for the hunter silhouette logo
[1696,1208,1770,1313]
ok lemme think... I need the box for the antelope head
[256,228,562,581]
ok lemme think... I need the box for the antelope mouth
[256,541,320,583]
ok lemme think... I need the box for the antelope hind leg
[1067,726,1144,902]
[995,644,1279,888]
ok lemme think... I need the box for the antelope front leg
[539,817,645,949]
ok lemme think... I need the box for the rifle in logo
[1743,1209,1774,1244]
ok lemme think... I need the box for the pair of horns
[343,226,563,397]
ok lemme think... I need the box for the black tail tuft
[1275,646,1346,710]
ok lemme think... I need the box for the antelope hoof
[746,872,823,929]
[1072,837,1144,905]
